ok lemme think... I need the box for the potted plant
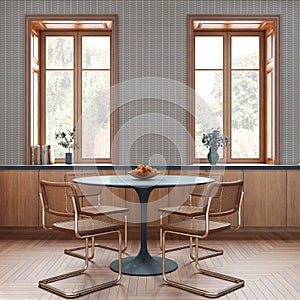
[202,129,228,165]
[55,128,77,164]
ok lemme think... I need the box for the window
[25,16,118,163]
[188,16,280,164]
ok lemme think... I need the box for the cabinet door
[0,170,39,226]
[287,171,300,226]
[244,170,286,226]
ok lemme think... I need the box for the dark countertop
[1,164,300,170]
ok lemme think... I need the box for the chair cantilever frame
[161,180,245,298]
[159,173,224,261]
[63,172,128,261]
[38,180,123,299]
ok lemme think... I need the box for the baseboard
[0,226,299,240]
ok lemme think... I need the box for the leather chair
[39,180,123,298]
[161,180,244,298]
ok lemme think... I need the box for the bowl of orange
[128,164,159,179]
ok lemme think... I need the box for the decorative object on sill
[65,152,72,164]
[31,144,54,165]
[41,145,51,164]
[207,147,219,165]
[55,128,77,164]
[49,146,55,164]
[31,145,40,165]
[202,129,228,165]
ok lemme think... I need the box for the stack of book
[31,145,55,164]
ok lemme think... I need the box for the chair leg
[162,232,244,298]
[39,233,122,299]
[65,215,128,260]
[64,236,97,260]
[190,241,223,261]
[159,215,223,261]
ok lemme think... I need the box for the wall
[0,0,298,164]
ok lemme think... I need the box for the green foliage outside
[196,52,260,159]
[45,36,111,159]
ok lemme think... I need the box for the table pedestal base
[110,255,178,276]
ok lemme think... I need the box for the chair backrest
[64,171,101,198]
[40,180,79,218]
[190,172,224,207]
[191,172,223,195]
[205,180,244,217]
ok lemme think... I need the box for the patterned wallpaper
[0,0,299,164]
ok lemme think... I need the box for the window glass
[82,70,110,158]
[193,31,263,162]
[46,36,74,69]
[82,36,110,69]
[231,71,260,158]
[195,36,223,69]
[46,71,74,157]
[195,70,223,158]
[232,36,259,69]
[43,32,114,161]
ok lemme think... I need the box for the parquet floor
[0,231,299,299]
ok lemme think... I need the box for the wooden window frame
[188,15,280,164]
[25,15,118,164]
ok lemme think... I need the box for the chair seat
[81,205,129,216]
[159,205,206,217]
[161,218,230,235]
[53,218,122,236]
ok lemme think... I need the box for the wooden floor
[0,230,299,300]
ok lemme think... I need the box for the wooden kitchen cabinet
[287,171,300,226]
[0,167,297,230]
[244,170,286,226]
[0,170,39,226]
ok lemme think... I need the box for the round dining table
[73,174,214,276]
